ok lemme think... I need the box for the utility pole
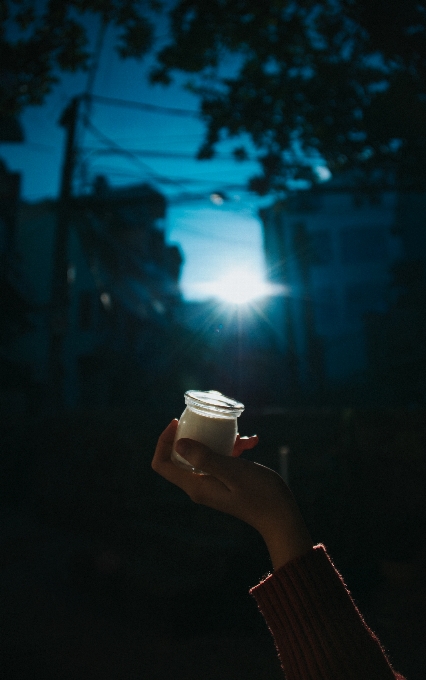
[48,96,80,408]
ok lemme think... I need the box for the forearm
[256,487,314,571]
[261,515,313,571]
[250,545,404,680]
[153,426,404,679]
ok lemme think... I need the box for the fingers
[151,419,178,466]
[151,424,303,538]
[232,434,259,457]
[151,423,232,506]
[151,419,192,487]
[175,438,237,485]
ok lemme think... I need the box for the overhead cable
[81,115,188,188]
[90,94,200,118]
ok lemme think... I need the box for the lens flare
[206,268,286,305]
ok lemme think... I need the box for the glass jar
[171,390,245,473]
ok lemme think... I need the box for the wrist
[260,513,313,571]
[264,533,313,571]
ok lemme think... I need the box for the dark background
[2,2,426,678]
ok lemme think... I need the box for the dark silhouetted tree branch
[151,0,426,191]
[0,0,160,117]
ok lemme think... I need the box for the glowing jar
[171,390,245,473]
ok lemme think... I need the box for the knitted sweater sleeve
[249,544,405,680]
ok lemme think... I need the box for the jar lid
[185,390,244,414]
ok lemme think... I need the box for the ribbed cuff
[250,545,399,680]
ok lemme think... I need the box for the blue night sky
[0,17,272,302]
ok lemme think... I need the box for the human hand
[151,420,313,570]
[232,432,259,457]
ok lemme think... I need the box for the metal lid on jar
[184,390,244,415]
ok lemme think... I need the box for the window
[310,230,333,265]
[340,227,387,264]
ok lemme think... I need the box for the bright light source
[67,266,76,284]
[315,166,332,182]
[152,299,165,314]
[210,192,225,205]
[100,292,111,310]
[207,268,286,305]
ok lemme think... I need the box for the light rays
[193,267,288,305]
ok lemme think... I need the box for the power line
[84,148,238,160]
[75,99,256,205]
[81,115,189,188]
[86,166,248,188]
[80,115,251,198]
[90,94,200,119]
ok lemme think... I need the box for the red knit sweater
[250,544,405,680]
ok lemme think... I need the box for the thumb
[175,438,235,479]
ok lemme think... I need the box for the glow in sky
[167,204,271,302]
[195,267,288,304]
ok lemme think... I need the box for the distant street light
[210,191,226,205]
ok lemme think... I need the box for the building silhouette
[1,174,184,412]
[0,160,33,418]
[259,178,407,403]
